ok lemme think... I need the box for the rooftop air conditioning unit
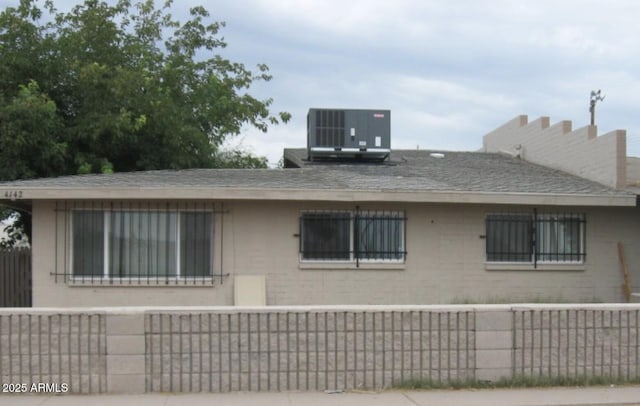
[307,108,391,161]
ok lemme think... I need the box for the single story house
[1,114,639,307]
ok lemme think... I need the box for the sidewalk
[1,386,640,406]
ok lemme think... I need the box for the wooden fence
[0,248,31,307]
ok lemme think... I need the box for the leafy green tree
[0,0,290,246]
[0,80,66,181]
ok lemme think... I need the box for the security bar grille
[52,201,229,285]
[299,210,406,264]
[486,211,586,266]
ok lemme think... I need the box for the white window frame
[69,208,214,281]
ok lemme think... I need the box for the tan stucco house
[1,114,640,307]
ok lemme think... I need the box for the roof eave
[0,187,635,207]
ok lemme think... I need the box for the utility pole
[589,89,605,126]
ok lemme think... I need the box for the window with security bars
[72,210,212,280]
[486,212,586,264]
[300,210,406,263]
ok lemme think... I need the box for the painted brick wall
[32,201,640,306]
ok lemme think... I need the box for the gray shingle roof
[0,149,630,198]
[282,149,624,195]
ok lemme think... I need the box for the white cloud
[3,0,640,159]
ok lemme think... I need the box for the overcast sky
[4,0,640,165]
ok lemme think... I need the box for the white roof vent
[430,152,445,159]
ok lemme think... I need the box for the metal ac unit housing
[307,108,391,161]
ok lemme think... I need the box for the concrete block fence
[145,309,475,392]
[1,305,639,394]
[0,312,106,393]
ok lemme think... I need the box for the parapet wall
[0,305,639,394]
[483,115,627,189]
